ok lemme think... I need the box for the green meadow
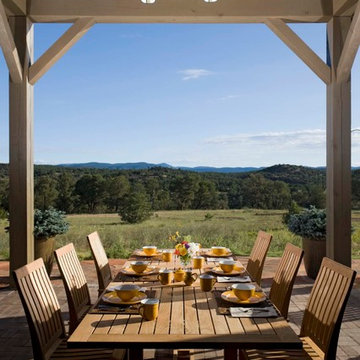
[1,209,360,260]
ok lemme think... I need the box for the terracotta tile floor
[0,258,359,360]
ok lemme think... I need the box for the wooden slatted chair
[269,243,304,319]
[13,258,125,360]
[246,230,272,285]
[87,231,113,296]
[54,243,91,334]
[244,257,356,360]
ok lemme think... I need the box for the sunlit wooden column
[9,16,34,276]
[326,17,352,266]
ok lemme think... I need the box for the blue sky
[0,23,359,167]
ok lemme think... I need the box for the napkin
[217,276,251,283]
[229,306,278,318]
[207,257,234,262]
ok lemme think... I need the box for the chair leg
[238,349,247,360]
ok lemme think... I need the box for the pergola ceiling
[1,0,358,24]
[1,0,359,274]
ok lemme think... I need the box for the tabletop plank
[184,286,200,334]
[93,314,116,334]
[155,286,172,334]
[195,288,215,335]
[205,290,230,335]
[139,287,161,335]
[268,317,301,342]
[108,314,128,335]
[240,317,261,335]
[68,313,102,342]
[254,318,277,335]
[68,249,302,352]
[170,286,184,334]
[84,333,302,348]
[124,314,142,334]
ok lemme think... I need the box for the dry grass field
[1,209,360,260]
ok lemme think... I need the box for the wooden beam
[265,19,331,84]
[29,18,94,84]
[0,1,22,83]
[337,2,360,81]
[2,0,26,16]
[28,0,331,24]
[9,16,34,279]
[326,17,352,267]
[333,0,358,16]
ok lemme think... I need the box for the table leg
[238,349,247,360]
[224,348,238,360]
[128,348,143,360]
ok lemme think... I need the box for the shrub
[204,213,214,221]
[0,208,8,220]
[282,200,301,225]
[34,207,69,239]
[118,184,152,224]
[287,206,326,240]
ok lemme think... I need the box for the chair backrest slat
[54,243,91,333]
[13,258,65,360]
[300,257,356,359]
[87,231,112,295]
[246,230,272,285]
[269,243,304,319]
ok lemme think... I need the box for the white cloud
[205,129,327,149]
[179,69,213,80]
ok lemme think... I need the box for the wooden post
[326,17,352,266]
[9,16,34,276]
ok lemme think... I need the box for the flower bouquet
[170,232,200,268]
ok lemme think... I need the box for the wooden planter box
[302,237,326,279]
[35,236,56,275]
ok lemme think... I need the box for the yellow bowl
[211,246,227,255]
[219,260,236,273]
[115,284,141,302]
[232,284,256,301]
[130,261,149,274]
[143,246,157,255]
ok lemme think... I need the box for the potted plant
[287,206,326,279]
[34,207,69,275]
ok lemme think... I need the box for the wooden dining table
[68,249,302,359]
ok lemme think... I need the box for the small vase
[179,257,191,269]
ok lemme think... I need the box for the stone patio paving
[0,258,359,360]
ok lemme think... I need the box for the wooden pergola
[1,0,359,275]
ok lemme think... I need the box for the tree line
[0,163,337,218]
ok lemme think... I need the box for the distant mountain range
[58,162,265,173]
[57,162,360,173]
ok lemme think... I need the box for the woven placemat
[113,273,159,282]
[90,289,156,315]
